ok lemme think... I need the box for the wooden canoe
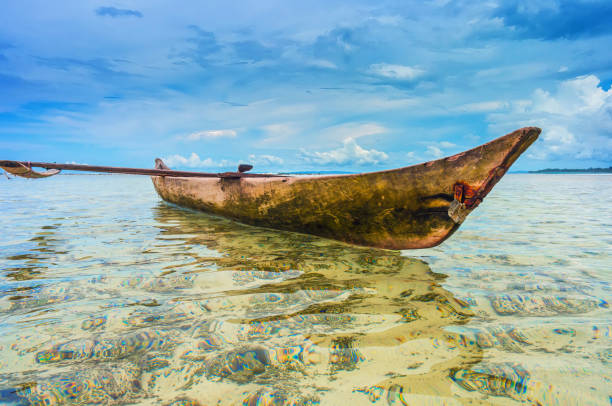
[152,127,540,250]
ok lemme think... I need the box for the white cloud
[307,59,337,69]
[425,145,444,159]
[488,75,612,161]
[369,15,403,26]
[185,129,237,140]
[259,121,389,148]
[279,45,337,69]
[259,122,302,145]
[532,75,608,115]
[248,154,284,165]
[164,152,284,170]
[262,123,299,138]
[369,63,425,81]
[438,141,456,149]
[405,140,458,164]
[455,101,508,113]
[405,151,419,164]
[299,137,388,166]
[317,122,388,142]
[163,152,231,168]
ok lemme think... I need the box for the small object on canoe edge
[155,158,170,170]
[447,200,470,224]
[238,164,253,173]
[1,127,541,250]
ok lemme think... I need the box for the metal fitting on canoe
[448,182,481,223]
[453,182,482,209]
[448,199,470,223]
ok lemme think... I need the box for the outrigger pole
[0,160,281,179]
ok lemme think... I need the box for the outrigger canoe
[1,127,540,250]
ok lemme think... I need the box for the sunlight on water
[0,174,610,405]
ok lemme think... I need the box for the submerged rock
[4,293,73,312]
[205,346,271,383]
[81,316,107,331]
[242,388,320,406]
[450,362,530,400]
[36,330,171,364]
[457,325,531,353]
[232,269,301,285]
[269,340,320,366]
[353,385,385,403]
[329,337,365,372]
[121,274,194,292]
[490,294,607,316]
[165,397,202,406]
[1,364,141,405]
[242,389,287,406]
[355,384,410,406]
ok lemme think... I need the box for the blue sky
[1,0,611,172]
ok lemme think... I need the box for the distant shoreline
[528,167,612,174]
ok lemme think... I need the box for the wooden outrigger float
[1,127,540,250]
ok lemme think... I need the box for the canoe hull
[152,127,540,249]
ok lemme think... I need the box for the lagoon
[0,174,610,405]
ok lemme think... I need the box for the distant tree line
[529,167,612,174]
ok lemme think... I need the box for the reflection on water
[1,203,480,405]
[0,174,611,405]
[3,223,66,282]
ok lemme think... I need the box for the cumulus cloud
[438,141,456,149]
[489,75,612,161]
[95,7,143,18]
[248,154,284,165]
[185,129,237,140]
[299,138,388,165]
[425,145,444,159]
[163,153,231,168]
[369,63,425,81]
[164,152,283,169]
[405,140,458,164]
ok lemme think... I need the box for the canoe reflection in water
[2,203,540,405]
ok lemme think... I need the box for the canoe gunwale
[280,126,541,182]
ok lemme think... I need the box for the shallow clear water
[0,174,610,405]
